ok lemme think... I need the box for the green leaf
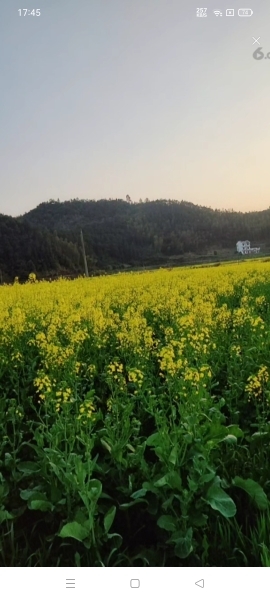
[20,490,48,507]
[233,477,269,510]
[168,446,178,465]
[58,521,89,542]
[120,499,148,509]
[168,472,182,491]
[88,479,102,501]
[101,439,112,453]
[20,489,37,501]
[29,500,53,511]
[172,527,193,558]
[205,484,236,517]
[145,433,161,446]
[201,471,216,484]
[227,425,244,438]
[50,483,62,505]
[221,435,237,444]
[0,509,14,524]
[155,472,182,491]
[157,515,177,532]
[154,475,168,487]
[142,481,158,493]
[104,506,116,534]
[74,508,88,525]
[17,461,40,474]
[154,447,165,460]
[0,481,9,500]
[131,489,147,499]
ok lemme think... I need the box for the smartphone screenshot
[0,0,269,593]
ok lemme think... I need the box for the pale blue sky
[0,1,269,217]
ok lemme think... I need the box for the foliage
[0,197,268,280]
[0,260,270,566]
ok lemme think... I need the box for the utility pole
[80,229,89,277]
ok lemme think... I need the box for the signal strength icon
[213,10,223,16]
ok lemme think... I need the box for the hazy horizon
[1,1,269,218]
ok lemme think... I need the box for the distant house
[237,240,250,254]
[236,240,260,255]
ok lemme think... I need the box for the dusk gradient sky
[0,0,269,217]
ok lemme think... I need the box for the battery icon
[238,8,253,16]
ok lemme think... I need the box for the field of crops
[1,260,270,566]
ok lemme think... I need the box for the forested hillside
[1,198,270,282]
[0,214,81,282]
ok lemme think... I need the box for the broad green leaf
[17,462,40,474]
[155,472,182,491]
[167,472,182,491]
[205,484,236,517]
[0,509,14,524]
[154,475,169,487]
[130,488,147,500]
[20,489,37,501]
[233,477,268,510]
[201,471,216,484]
[221,435,237,444]
[157,515,177,532]
[58,521,89,542]
[29,500,53,511]
[88,479,102,491]
[21,490,47,504]
[104,506,116,534]
[227,425,244,438]
[74,508,88,524]
[205,424,227,441]
[142,481,158,493]
[145,433,161,446]
[171,527,193,558]
[154,447,166,460]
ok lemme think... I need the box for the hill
[1,198,270,282]
[0,214,81,282]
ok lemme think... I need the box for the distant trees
[0,214,82,282]
[0,198,268,282]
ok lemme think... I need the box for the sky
[0,0,269,217]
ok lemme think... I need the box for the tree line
[0,199,269,282]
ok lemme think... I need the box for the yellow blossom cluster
[0,257,270,425]
[245,365,269,402]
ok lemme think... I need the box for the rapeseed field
[1,259,270,566]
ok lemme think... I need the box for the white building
[236,240,260,255]
[236,240,250,254]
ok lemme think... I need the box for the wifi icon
[213,10,223,16]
